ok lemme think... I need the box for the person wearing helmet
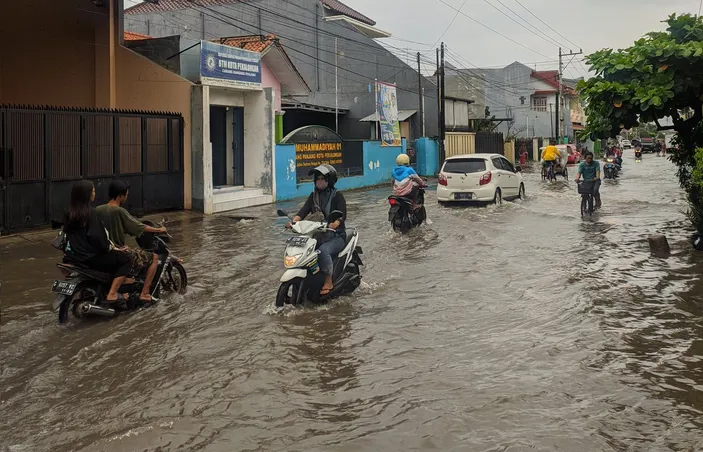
[392,153,426,207]
[286,165,347,296]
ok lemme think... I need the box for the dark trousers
[83,251,132,278]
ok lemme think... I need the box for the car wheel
[493,188,502,205]
[518,184,525,200]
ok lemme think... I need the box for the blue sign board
[200,40,262,89]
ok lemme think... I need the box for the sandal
[320,286,333,296]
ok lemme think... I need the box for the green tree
[578,13,703,232]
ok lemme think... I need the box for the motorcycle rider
[286,165,347,296]
[63,180,132,304]
[392,153,426,208]
[96,180,165,303]
[575,151,602,209]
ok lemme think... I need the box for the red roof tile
[321,0,375,26]
[125,0,240,15]
[124,30,152,41]
[214,34,276,53]
[531,70,575,94]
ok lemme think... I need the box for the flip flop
[320,287,333,296]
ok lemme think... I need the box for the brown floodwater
[2,153,703,451]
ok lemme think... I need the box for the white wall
[243,87,275,192]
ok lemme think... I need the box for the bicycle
[577,179,596,217]
[542,161,557,182]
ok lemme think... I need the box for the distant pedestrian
[519,144,528,165]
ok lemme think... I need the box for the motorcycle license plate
[52,280,77,295]
[455,192,473,200]
[286,236,309,246]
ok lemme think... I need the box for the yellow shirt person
[541,145,562,162]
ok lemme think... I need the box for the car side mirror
[328,210,344,223]
[276,209,288,217]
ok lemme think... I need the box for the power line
[434,0,552,60]
[480,0,563,49]
[511,0,582,50]
[431,0,468,48]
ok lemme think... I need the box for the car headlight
[284,254,302,267]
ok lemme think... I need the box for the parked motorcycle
[276,209,363,307]
[388,184,428,233]
[50,220,187,324]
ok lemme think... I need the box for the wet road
[2,153,703,451]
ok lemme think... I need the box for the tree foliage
[578,13,703,232]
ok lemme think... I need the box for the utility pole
[440,42,446,163]
[335,37,338,134]
[555,47,561,143]
[436,48,441,143]
[417,52,425,137]
[557,47,584,143]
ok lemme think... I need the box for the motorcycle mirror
[327,210,344,223]
[514,165,522,173]
[276,209,289,218]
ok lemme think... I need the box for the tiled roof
[531,70,575,94]
[321,0,375,26]
[124,31,153,41]
[125,0,240,15]
[214,34,276,53]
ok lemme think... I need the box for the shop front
[191,41,276,214]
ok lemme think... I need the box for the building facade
[445,62,585,140]
[0,0,192,232]
[124,0,438,148]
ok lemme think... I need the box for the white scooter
[276,209,363,307]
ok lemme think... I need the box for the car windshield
[443,158,487,174]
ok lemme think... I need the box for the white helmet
[396,154,410,166]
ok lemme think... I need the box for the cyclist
[575,151,602,209]
[541,140,562,179]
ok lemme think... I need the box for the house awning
[323,16,391,38]
[359,110,417,122]
[282,101,349,114]
[572,124,585,131]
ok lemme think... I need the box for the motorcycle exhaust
[79,303,116,318]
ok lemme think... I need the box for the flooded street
[3,154,703,451]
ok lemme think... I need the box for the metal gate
[0,105,184,234]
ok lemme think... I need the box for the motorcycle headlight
[284,254,302,267]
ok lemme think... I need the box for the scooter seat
[57,263,113,283]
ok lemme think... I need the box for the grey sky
[125,0,700,77]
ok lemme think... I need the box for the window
[443,158,487,174]
[532,96,547,112]
[500,158,516,172]
[491,157,505,170]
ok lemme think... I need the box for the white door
[500,157,520,196]
[491,157,515,197]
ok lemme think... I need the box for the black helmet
[308,164,338,188]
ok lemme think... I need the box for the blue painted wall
[415,138,439,176]
[275,140,406,201]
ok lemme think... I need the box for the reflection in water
[2,156,703,450]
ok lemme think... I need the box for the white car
[621,140,632,149]
[437,154,525,205]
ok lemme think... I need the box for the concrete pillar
[95,0,117,108]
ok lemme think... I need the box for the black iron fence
[0,105,184,233]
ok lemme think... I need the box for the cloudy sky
[125,0,701,77]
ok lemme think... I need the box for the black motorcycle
[50,220,187,323]
[388,185,427,234]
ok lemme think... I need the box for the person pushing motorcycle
[575,151,602,209]
[286,165,347,296]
